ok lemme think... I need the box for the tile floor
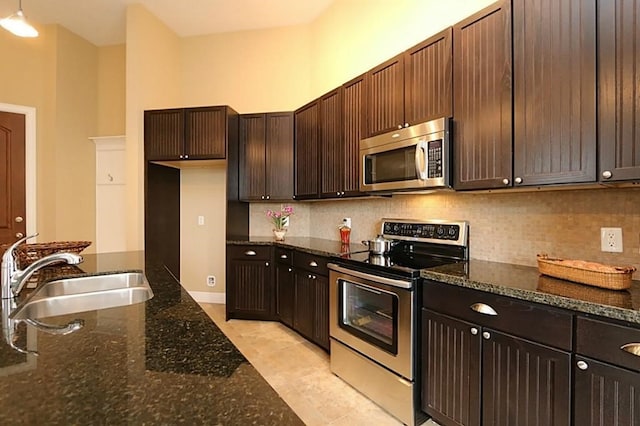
[199,303,438,426]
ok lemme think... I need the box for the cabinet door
[482,329,571,426]
[184,106,227,159]
[365,54,405,137]
[226,246,274,320]
[453,1,513,190]
[512,0,596,186]
[574,356,640,425]
[422,309,481,426]
[294,270,315,340]
[404,27,453,125]
[598,0,640,182]
[239,114,266,201]
[342,74,365,197]
[265,112,294,201]
[275,263,294,328]
[144,109,184,161]
[320,88,345,198]
[294,100,320,199]
[313,274,330,351]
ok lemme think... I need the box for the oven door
[329,265,414,380]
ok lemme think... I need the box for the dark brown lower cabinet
[422,308,571,426]
[574,356,640,425]
[293,270,329,351]
[275,262,294,328]
[225,245,275,320]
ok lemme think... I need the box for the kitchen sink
[9,272,154,320]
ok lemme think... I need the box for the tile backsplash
[249,187,640,279]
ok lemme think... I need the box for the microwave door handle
[415,141,428,180]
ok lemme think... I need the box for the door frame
[0,102,36,241]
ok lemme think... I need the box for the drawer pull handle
[620,343,640,356]
[244,250,257,256]
[470,303,498,316]
[280,254,288,259]
[576,360,589,370]
[309,261,318,267]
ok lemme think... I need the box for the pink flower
[265,205,294,231]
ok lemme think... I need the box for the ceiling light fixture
[0,0,38,38]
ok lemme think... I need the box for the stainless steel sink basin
[10,272,154,320]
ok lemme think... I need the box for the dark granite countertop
[227,236,368,258]
[0,251,302,425]
[422,259,640,325]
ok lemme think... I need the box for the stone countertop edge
[422,263,640,325]
[227,237,368,257]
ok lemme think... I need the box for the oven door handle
[328,263,413,289]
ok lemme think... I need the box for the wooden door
[598,0,640,182]
[265,112,294,201]
[453,1,513,190]
[294,100,320,199]
[0,111,26,245]
[320,88,345,198]
[184,106,227,159]
[312,274,329,351]
[574,356,640,425]
[144,109,184,160]
[482,329,571,426]
[422,309,481,426]
[226,245,274,320]
[293,270,315,340]
[239,114,266,201]
[513,0,597,186]
[275,263,294,328]
[342,74,365,197]
[365,54,405,137]
[404,27,453,125]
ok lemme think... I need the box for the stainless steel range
[328,218,469,426]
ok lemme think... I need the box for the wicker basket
[537,253,636,290]
[537,275,633,308]
[11,241,91,268]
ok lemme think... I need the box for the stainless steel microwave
[360,117,451,193]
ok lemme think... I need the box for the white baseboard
[187,291,226,304]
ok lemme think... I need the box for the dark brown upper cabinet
[320,88,345,198]
[512,0,597,186]
[453,1,513,190]
[342,74,366,197]
[144,106,230,161]
[239,112,293,202]
[294,100,321,199]
[598,0,640,182]
[365,28,453,138]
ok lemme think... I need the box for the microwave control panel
[427,139,443,178]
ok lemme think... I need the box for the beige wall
[97,44,126,136]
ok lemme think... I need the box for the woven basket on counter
[1,241,91,269]
[537,275,633,309]
[537,253,636,290]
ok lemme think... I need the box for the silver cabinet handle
[307,274,312,279]
[602,170,612,179]
[576,360,589,370]
[515,177,523,184]
[265,262,269,267]
[14,216,23,223]
[620,343,640,356]
[309,261,318,267]
[470,303,498,316]
[502,178,509,185]
[15,232,24,238]
[482,331,491,340]
[287,268,292,272]
[280,254,288,259]
[244,250,256,256]
[470,327,478,335]
[184,155,189,159]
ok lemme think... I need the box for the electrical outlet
[207,275,216,287]
[601,227,623,253]
[198,216,205,226]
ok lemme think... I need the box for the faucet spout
[10,253,83,297]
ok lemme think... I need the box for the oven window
[364,145,417,184]
[338,279,398,354]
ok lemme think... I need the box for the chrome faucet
[1,234,83,300]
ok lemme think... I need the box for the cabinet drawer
[576,316,640,373]
[274,247,293,265]
[294,251,328,275]
[227,245,271,261]
[423,280,573,350]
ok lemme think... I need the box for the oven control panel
[381,219,468,246]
